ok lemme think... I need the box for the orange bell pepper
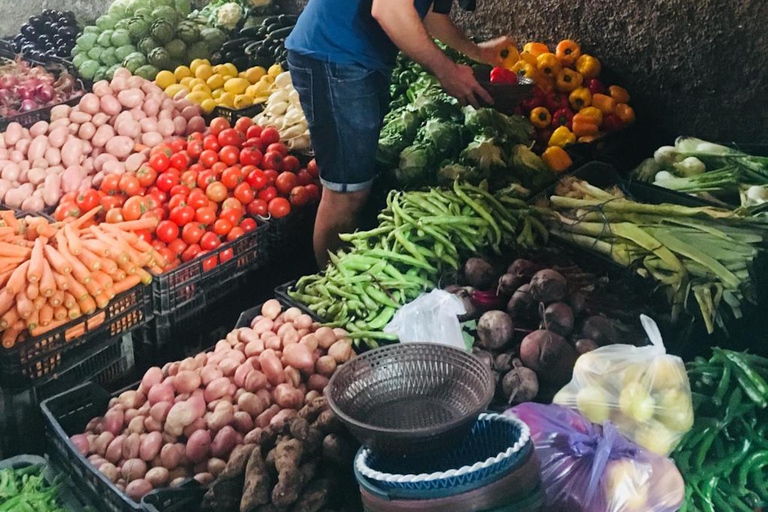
[523,42,550,57]
[555,39,582,66]
[575,55,601,80]
[578,106,603,126]
[536,53,562,80]
[519,51,539,67]
[568,87,591,110]
[609,85,631,104]
[572,113,600,137]
[615,103,636,124]
[591,93,616,114]
[555,68,583,92]
[542,146,573,173]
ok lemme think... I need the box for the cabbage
[111,29,132,47]
[396,144,438,188]
[93,66,108,82]
[87,46,104,61]
[164,39,186,59]
[100,47,119,66]
[115,44,138,61]
[78,60,101,80]
[138,37,161,55]
[150,18,175,44]
[76,33,98,51]
[122,52,147,73]
[185,41,208,61]
[96,14,118,31]
[135,64,159,80]
[108,0,131,19]
[115,19,130,31]
[200,27,226,50]
[148,47,171,69]
[128,16,151,42]
[97,30,114,48]
[72,53,88,69]
[83,26,100,35]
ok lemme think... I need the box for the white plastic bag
[553,315,693,456]
[384,290,467,350]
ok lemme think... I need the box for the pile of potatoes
[69,299,355,501]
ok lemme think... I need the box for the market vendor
[286,0,512,267]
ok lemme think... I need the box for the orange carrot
[105,268,127,282]
[39,303,53,326]
[86,311,106,330]
[0,290,13,317]
[0,242,32,258]
[102,286,115,301]
[91,271,113,290]
[26,308,39,331]
[53,271,69,291]
[134,267,153,286]
[70,205,102,230]
[57,232,91,284]
[81,239,110,258]
[107,218,159,231]
[32,295,45,310]
[50,290,64,307]
[78,295,97,315]
[98,257,118,275]
[118,258,137,275]
[89,227,129,263]
[64,273,89,301]
[112,274,141,294]
[64,322,87,341]
[30,317,68,337]
[67,305,81,320]
[2,320,23,348]
[93,292,110,309]
[26,281,39,301]
[44,245,72,274]
[53,305,67,321]
[26,236,45,283]
[84,278,102,298]
[77,247,102,271]
[0,212,18,230]
[63,224,81,256]
[6,260,30,296]
[16,291,35,319]
[100,226,148,267]
[40,259,56,297]
[0,306,18,330]
[62,292,76,309]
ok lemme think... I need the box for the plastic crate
[0,455,97,511]
[0,285,150,390]
[265,205,316,255]
[142,486,205,512]
[273,279,322,320]
[209,103,264,125]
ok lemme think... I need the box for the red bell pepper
[602,113,623,131]
[551,108,575,130]
[545,92,570,112]
[520,95,543,113]
[587,79,606,95]
[490,67,518,85]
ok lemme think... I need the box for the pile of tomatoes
[54,116,320,271]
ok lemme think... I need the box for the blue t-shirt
[285,0,453,72]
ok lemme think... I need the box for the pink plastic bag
[508,403,684,512]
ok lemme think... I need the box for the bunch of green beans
[289,181,547,348]
[673,349,768,512]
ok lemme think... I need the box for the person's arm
[424,10,515,67]
[371,0,491,107]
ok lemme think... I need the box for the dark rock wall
[277,0,768,145]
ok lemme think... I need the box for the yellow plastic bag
[554,315,693,455]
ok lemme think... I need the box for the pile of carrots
[0,209,171,348]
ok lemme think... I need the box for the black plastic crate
[209,103,264,125]
[142,486,205,512]
[273,279,322,320]
[265,205,316,255]
[0,285,151,390]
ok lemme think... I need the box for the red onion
[20,99,38,112]
[0,75,17,89]
[35,83,54,102]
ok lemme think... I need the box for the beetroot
[506,284,538,324]
[471,347,494,370]
[520,330,577,385]
[497,273,527,296]
[542,302,575,337]
[575,338,599,354]
[502,360,539,404]
[446,285,479,321]
[529,269,568,304]
[464,258,500,290]
[580,316,620,346]
[477,311,514,351]
[507,259,540,279]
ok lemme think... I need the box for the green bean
[364,249,437,272]
[345,330,399,341]
[365,285,400,309]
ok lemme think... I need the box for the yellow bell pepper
[575,54,601,80]
[579,106,603,126]
[523,42,550,57]
[549,126,577,147]
[520,51,538,67]
[536,53,561,80]
[615,103,636,124]
[556,68,583,92]
[568,87,591,110]
[592,93,616,114]
[499,45,521,69]
[511,61,537,81]
[572,113,600,137]
[529,107,552,128]
[555,39,582,66]
[542,146,573,173]
[609,85,631,104]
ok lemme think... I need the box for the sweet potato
[240,445,270,512]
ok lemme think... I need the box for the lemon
[185,91,210,104]
[195,64,213,81]
[174,66,192,81]
[244,66,266,84]
[234,94,253,109]
[252,79,272,95]
[187,78,204,89]
[268,63,283,77]
[206,74,225,91]
[200,98,218,114]
[164,84,188,98]
[155,70,176,90]
[223,78,249,95]
[192,83,212,95]
[218,92,235,108]
[220,63,238,77]
[189,58,210,74]
[212,88,223,100]
[179,77,194,88]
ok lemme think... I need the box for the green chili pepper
[712,361,732,407]
[737,451,768,491]
[695,428,720,469]
[717,349,768,408]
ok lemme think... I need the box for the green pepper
[717,349,768,408]
[737,451,768,491]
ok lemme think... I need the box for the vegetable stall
[0,1,765,512]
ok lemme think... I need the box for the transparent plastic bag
[509,403,685,512]
[384,289,467,350]
[553,315,693,455]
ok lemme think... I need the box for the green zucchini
[268,26,294,40]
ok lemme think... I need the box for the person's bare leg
[313,187,370,268]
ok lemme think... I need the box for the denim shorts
[287,51,390,192]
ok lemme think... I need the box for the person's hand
[474,36,516,67]
[436,63,493,108]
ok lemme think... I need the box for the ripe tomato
[168,238,187,256]
[275,172,298,195]
[290,186,309,207]
[156,220,179,243]
[227,227,245,241]
[200,149,219,168]
[123,196,147,221]
[147,187,168,205]
[197,169,216,189]
[263,151,283,171]
[233,182,254,204]
[170,152,190,172]
[188,132,204,143]
[76,189,100,212]
[282,155,300,173]
[305,183,320,202]
[261,127,280,145]
[189,162,205,174]
[296,169,313,186]
[156,172,179,192]
[136,165,157,188]
[145,207,166,221]
[210,161,227,177]
[202,254,218,272]
[246,199,268,217]
[219,247,234,262]
[240,218,257,233]
[181,243,202,262]
[150,153,170,173]
[105,208,124,223]
[54,202,80,221]
[144,194,161,210]
[200,232,221,251]
[246,168,266,189]
[204,134,221,153]
[132,230,150,245]
[151,143,173,158]
[100,174,121,194]
[168,194,187,211]
[119,174,141,195]
[219,167,241,190]
[169,185,190,197]
[158,248,177,267]
[219,145,240,166]
[209,117,230,136]
[170,205,195,226]
[187,189,209,210]
[218,128,243,148]
[182,223,205,244]
[263,169,278,187]
[246,125,263,140]
[268,197,291,218]
[206,181,228,203]
[151,240,166,253]
[307,159,319,178]
[235,117,253,134]
[258,186,277,203]
[213,218,232,236]
[170,139,187,153]
[240,147,263,167]
[195,206,217,226]
[187,140,203,159]
[222,197,243,212]
[219,208,242,226]
[180,170,198,189]
[100,194,124,211]
[267,143,289,157]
